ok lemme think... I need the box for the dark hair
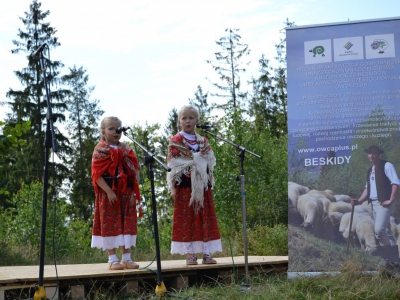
[364,145,384,154]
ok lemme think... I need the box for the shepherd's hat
[364,145,384,154]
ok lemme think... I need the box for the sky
[1,0,400,130]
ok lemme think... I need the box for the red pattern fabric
[167,132,212,160]
[91,140,141,203]
[171,186,220,243]
[91,140,141,238]
[167,132,220,244]
[92,188,137,237]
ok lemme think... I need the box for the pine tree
[206,28,250,109]
[62,65,104,220]
[161,108,179,169]
[249,19,294,138]
[163,108,179,142]
[188,85,212,123]
[2,0,70,204]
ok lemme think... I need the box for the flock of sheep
[288,181,400,256]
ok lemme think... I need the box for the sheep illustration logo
[370,39,388,54]
[309,45,325,57]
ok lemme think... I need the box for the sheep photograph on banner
[286,17,400,274]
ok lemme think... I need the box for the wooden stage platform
[0,255,287,299]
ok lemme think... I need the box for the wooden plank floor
[0,256,288,299]
[0,256,287,283]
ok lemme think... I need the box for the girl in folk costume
[167,105,222,265]
[91,116,142,270]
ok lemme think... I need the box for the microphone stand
[200,127,261,288]
[121,130,186,299]
[33,49,59,300]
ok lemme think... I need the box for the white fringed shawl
[167,132,216,212]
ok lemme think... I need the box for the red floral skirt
[91,187,137,250]
[171,186,222,254]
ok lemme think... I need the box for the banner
[287,17,400,272]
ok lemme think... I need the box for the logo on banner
[370,39,388,53]
[310,46,325,57]
[304,39,332,64]
[365,34,395,59]
[343,42,353,50]
[333,36,364,61]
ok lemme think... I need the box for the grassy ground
[64,269,400,300]
[5,258,400,299]
[6,225,400,299]
[166,271,400,300]
[288,224,382,272]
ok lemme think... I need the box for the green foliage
[0,120,31,196]
[248,19,295,138]
[163,107,179,139]
[127,122,174,219]
[0,120,30,149]
[211,107,287,232]
[234,223,288,256]
[189,85,212,123]
[6,181,73,261]
[135,216,173,261]
[249,54,287,138]
[0,181,96,265]
[66,218,92,256]
[63,65,104,220]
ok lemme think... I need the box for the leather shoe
[122,260,139,269]
[108,262,124,270]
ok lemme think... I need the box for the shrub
[6,181,72,262]
[233,223,288,256]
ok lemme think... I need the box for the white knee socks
[108,254,119,263]
[122,253,132,262]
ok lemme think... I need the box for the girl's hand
[107,191,117,204]
[130,194,135,206]
[171,185,176,198]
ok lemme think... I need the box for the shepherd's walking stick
[347,201,356,254]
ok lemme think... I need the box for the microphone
[196,124,214,129]
[115,126,130,134]
[31,43,47,59]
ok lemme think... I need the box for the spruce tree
[188,85,212,123]
[2,0,70,205]
[249,54,287,137]
[163,108,179,142]
[206,28,250,109]
[249,19,294,138]
[62,65,104,220]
